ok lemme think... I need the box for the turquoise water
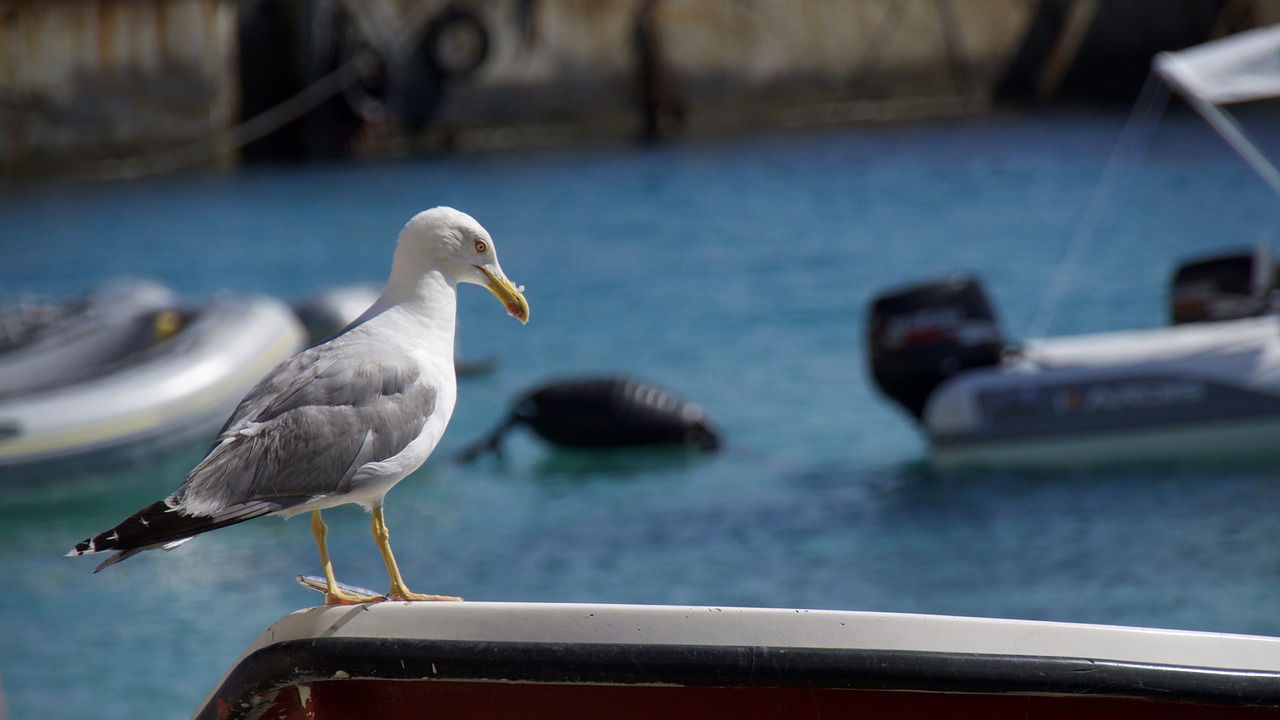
[4,108,1280,718]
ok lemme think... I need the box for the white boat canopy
[1154,24,1280,199]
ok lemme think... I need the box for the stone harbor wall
[2,0,1273,174]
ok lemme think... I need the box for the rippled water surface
[4,107,1280,718]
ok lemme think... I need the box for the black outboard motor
[867,274,1005,420]
[1170,250,1276,324]
[458,376,720,460]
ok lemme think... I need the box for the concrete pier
[0,0,239,174]
[0,0,1274,175]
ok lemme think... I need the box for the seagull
[68,207,529,604]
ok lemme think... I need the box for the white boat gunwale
[194,602,1280,719]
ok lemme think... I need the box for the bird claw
[297,574,387,604]
[297,574,460,603]
[325,590,387,605]
[388,590,463,602]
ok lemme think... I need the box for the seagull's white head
[394,206,529,323]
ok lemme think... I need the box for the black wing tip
[91,549,137,573]
[66,531,117,559]
[68,498,170,547]
[66,498,291,571]
[65,536,127,572]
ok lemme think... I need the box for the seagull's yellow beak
[477,264,530,324]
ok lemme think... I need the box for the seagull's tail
[67,498,283,572]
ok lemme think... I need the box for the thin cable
[1023,72,1170,339]
[92,49,379,180]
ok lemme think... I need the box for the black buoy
[459,376,720,460]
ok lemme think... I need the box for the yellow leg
[372,506,461,602]
[311,510,384,605]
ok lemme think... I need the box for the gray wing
[173,337,437,515]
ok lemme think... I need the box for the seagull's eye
[474,239,488,254]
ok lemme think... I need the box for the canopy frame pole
[1157,55,1280,202]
